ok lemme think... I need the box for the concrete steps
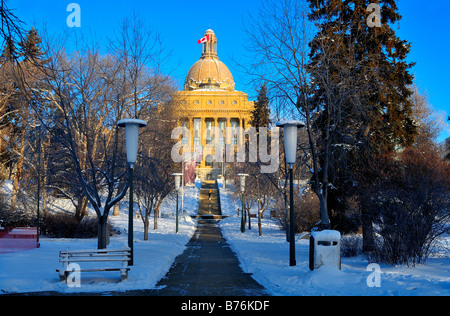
[196,180,223,220]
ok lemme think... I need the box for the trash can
[309,230,341,270]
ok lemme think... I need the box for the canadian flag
[197,34,210,44]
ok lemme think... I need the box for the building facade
[175,29,254,181]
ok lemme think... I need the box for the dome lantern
[201,28,217,59]
[184,29,235,91]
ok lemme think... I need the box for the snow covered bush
[0,198,35,227]
[341,235,363,257]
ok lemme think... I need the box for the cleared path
[147,180,268,296]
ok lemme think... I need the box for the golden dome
[184,29,235,91]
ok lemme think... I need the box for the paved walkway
[145,180,267,296]
[147,220,268,296]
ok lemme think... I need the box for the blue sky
[9,0,450,143]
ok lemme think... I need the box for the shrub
[0,204,35,227]
[272,190,320,233]
[41,213,108,238]
[360,146,450,266]
[341,235,363,257]
[294,191,320,232]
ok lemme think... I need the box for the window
[218,121,225,146]
[194,119,202,141]
[205,154,214,167]
[206,120,213,145]
[231,120,238,145]
[181,121,189,145]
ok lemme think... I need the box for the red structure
[0,227,39,254]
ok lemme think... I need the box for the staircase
[193,180,228,220]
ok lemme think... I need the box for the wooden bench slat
[60,258,129,263]
[60,253,130,259]
[59,248,130,255]
[60,253,130,256]
[57,268,130,273]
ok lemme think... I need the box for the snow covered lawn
[0,187,199,294]
[0,184,449,296]
[220,215,450,296]
[218,186,450,296]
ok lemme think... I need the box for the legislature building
[175,28,254,182]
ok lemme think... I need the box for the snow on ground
[0,187,199,294]
[220,215,450,296]
[0,182,449,295]
[218,185,450,296]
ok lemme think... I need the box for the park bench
[57,248,130,283]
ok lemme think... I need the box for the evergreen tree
[19,27,46,62]
[306,0,417,236]
[308,0,416,153]
[250,83,271,130]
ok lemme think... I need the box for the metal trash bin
[309,230,341,270]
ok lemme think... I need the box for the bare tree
[242,0,333,228]
[34,39,130,249]
[134,106,176,239]
[409,84,443,147]
[109,14,178,240]
[109,13,174,120]
[0,0,24,60]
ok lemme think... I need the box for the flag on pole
[197,34,210,44]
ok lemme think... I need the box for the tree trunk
[113,203,120,216]
[361,205,375,253]
[75,195,88,221]
[144,216,149,240]
[318,193,331,230]
[98,215,108,249]
[154,207,158,230]
[11,131,26,210]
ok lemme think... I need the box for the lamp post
[118,118,147,266]
[172,173,183,233]
[237,173,249,233]
[277,120,305,267]
[35,124,41,246]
